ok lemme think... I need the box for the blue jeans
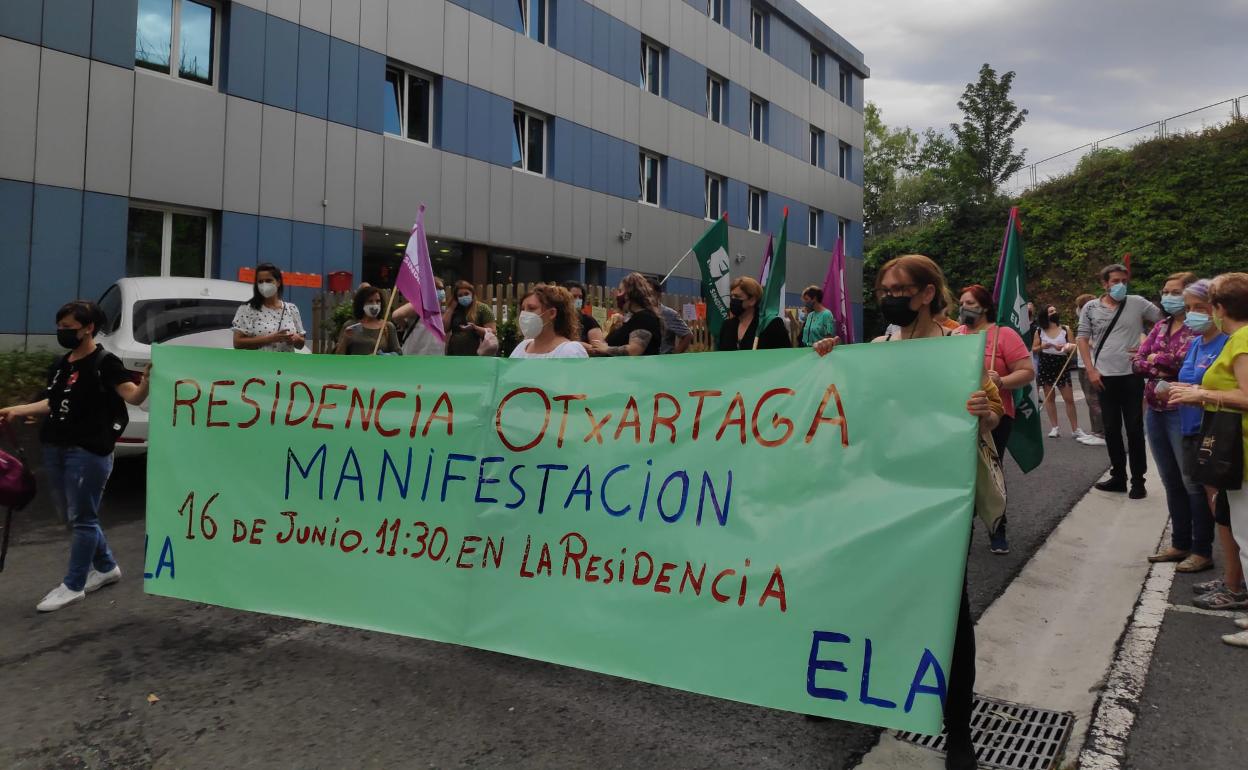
[43,446,116,591]
[1144,409,1213,557]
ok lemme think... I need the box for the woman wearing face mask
[590,272,662,356]
[232,263,306,351]
[563,281,604,346]
[1134,273,1210,571]
[393,277,448,356]
[813,254,1001,770]
[798,286,836,348]
[509,284,588,359]
[1032,304,1084,439]
[718,277,792,351]
[445,280,496,356]
[335,286,401,355]
[0,301,151,612]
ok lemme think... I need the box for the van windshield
[132,298,242,345]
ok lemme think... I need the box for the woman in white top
[232,262,306,352]
[1032,303,1084,439]
[509,284,589,360]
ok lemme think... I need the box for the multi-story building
[0,0,866,346]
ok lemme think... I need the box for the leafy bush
[0,351,56,407]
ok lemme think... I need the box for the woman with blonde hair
[510,284,587,359]
[718,277,791,350]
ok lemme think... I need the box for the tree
[951,63,1029,196]
[863,103,919,237]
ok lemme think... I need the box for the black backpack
[56,348,130,443]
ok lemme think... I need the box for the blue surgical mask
[458,294,473,307]
[1184,311,1212,332]
[437,289,446,302]
[1161,295,1185,315]
[1108,283,1128,301]
[574,298,583,311]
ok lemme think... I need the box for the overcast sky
[807,0,1247,183]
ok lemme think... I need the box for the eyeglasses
[875,284,918,300]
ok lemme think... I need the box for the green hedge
[0,351,55,408]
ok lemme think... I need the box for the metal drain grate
[894,695,1075,770]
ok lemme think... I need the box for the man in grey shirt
[648,277,693,354]
[1077,263,1162,498]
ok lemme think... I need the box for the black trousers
[945,578,976,738]
[990,414,1014,463]
[1097,374,1148,484]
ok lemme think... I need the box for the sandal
[1194,578,1225,594]
[1148,547,1190,563]
[1194,590,1248,611]
[1176,555,1215,573]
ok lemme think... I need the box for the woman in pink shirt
[956,284,1035,555]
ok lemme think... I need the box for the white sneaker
[1079,435,1108,446]
[1235,617,1248,630]
[1072,429,1089,440]
[1223,630,1248,648]
[84,565,122,593]
[36,583,85,612]
[1048,427,1060,438]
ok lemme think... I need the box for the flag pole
[1037,349,1077,410]
[660,248,695,286]
[372,284,400,355]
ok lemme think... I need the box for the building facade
[0,0,867,346]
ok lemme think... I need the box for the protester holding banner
[393,277,448,356]
[563,281,604,346]
[231,263,306,352]
[0,301,151,612]
[1032,305,1083,439]
[718,278,791,351]
[799,286,836,347]
[446,281,496,356]
[509,284,588,359]
[814,254,1001,770]
[590,273,662,356]
[335,286,401,356]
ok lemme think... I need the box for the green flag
[757,208,788,343]
[993,207,1044,473]
[693,217,731,339]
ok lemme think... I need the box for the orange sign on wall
[237,267,323,289]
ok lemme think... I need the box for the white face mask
[574,298,583,311]
[257,281,278,299]
[518,310,545,340]
[363,303,382,318]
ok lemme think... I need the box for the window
[810,51,821,86]
[133,298,243,345]
[639,152,661,206]
[126,206,212,279]
[517,0,547,44]
[808,210,821,247]
[384,66,433,143]
[750,9,765,50]
[838,141,851,179]
[640,40,662,95]
[750,97,765,142]
[838,217,848,245]
[705,174,723,221]
[809,128,824,167]
[706,74,724,124]
[707,0,723,25]
[135,0,218,85]
[839,67,852,104]
[747,189,762,232]
[512,109,546,175]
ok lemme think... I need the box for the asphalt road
[0,401,1111,770]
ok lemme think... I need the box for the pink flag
[822,237,855,344]
[393,204,446,344]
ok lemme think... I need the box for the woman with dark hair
[446,280,496,356]
[1033,303,1083,439]
[231,263,306,351]
[335,286,401,355]
[0,301,151,612]
[799,285,836,348]
[590,272,662,356]
[510,284,587,359]
[718,276,791,351]
[563,280,604,346]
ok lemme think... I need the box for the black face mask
[729,297,746,316]
[1048,313,1059,325]
[958,306,984,326]
[880,295,919,327]
[56,328,82,350]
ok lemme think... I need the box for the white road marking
[1166,603,1248,620]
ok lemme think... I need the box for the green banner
[994,206,1044,473]
[144,338,982,734]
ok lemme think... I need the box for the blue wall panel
[296,26,330,120]
[79,191,128,302]
[439,79,468,156]
[550,0,573,56]
[355,47,385,134]
[0,0,44,45]
[589,130,608,195]
[257,216,293,271]
[724,179,746,227]
[219,212,260,283]
[571,0,592,64]
[848,220,864,259]
[0,180,34,334]
[28,185,82,333]
[666,50,705,116]
[323,226,355,274]
[547,119,572,185]
[464,86,492,163]
[42,0,92,58]
[327,37,358,126]
[490,92,513,167]
[726,82,749,135]
[289,221,324,315]
[589,6,609,73]
[263,14,299,110]
[572,123,591,190]
[91,0,137,68]
[608,15,637,84]
[224,3,266,101]
[490,0,522,32]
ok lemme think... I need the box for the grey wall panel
[606,75,626,136]
[513,171,554,254]
[83,62,134,197]
[488,23,514,101]
[571,65,592,127]
[222,97,264,214]
[266,0,299,25]
[570,184,590,259]
[589,68,611,134]
[299,0,331,34]
[635,203,667,275]
[604,195,623,265]
[747,139,767,192]
[703,123,730,177]
[353,129,382,225]
[639,1,668,46]
[587,191,608,261]
[513,37,556,117]
[553,57,573,124]
[551,182,572,257]
[438,153,467,240]
[389,0,443,73]
[637,92,667,154]
[462,158,490,243]
[292,114,327,223]
[488,165,512,246]
[381,136,441,232]
[329,0,361,45]
[130,73,226,210]
[441,2,469,83]
[668,105,694,168]
[324,121,357,229]
[34,49,89,190]
[257,104,296,219]
[619,200,638,267]
[726,130,748,184]
[619,84,639,145]
[675,1,705,66]
[358,0,387,55]
[465,12,492,94]
[0,38,40,183]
